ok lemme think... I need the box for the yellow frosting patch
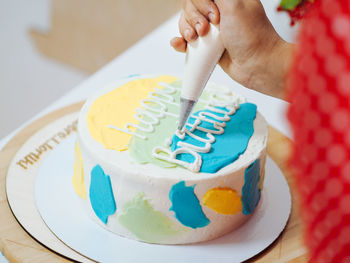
[258,162,265,190]
[72,142,87,199]
[86,75,177,151]
[203,187,242,215]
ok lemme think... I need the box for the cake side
[73,75,268,244]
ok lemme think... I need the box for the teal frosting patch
[169,181,210,228]
[241,160,261,215]
[89,165,116,224]
[171,103,257,173]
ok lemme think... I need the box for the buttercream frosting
[118,192,186,243]
[169,181,210,229]
[203,187,243,215]
[72,142,86,199]
[75,74,268,244]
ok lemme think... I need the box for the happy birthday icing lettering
[87,76,253,173]
[126,80,247,173]
[104,77,240,145]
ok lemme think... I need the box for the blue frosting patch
[89,165,117,224]
[171,103,257,173]
[241,160,261,215]
[169,181,210,228]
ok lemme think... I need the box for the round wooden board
[0,103,308,263]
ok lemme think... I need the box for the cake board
[0,103,308,262]
[0,103,92,263]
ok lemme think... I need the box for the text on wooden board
[16,120,78,170]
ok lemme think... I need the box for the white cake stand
[34,134,291,263]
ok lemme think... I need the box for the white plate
[35,134,291,263]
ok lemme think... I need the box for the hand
[171,0,293,101]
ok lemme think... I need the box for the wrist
[246,38,293,101]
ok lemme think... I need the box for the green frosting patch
[118,192,187,243]
[128,81,209,167]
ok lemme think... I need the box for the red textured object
[287,0,350,262]
[278,0,315,26]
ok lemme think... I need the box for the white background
[0,0,87,139]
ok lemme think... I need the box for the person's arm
[171,0,294,101]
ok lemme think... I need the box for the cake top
[79,75,268,177]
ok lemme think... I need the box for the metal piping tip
[178,97,196,131]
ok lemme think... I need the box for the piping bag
[178,23,225,130]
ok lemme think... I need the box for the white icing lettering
[107,79,243,173]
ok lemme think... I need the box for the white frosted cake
[73,74,268,244]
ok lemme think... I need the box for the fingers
[179,13,197,42]
[170,37,187,53]
[173,0,221,52]
[192,0,220,24]
[183,0,210,36]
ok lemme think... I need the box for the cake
[73,74,268,244]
